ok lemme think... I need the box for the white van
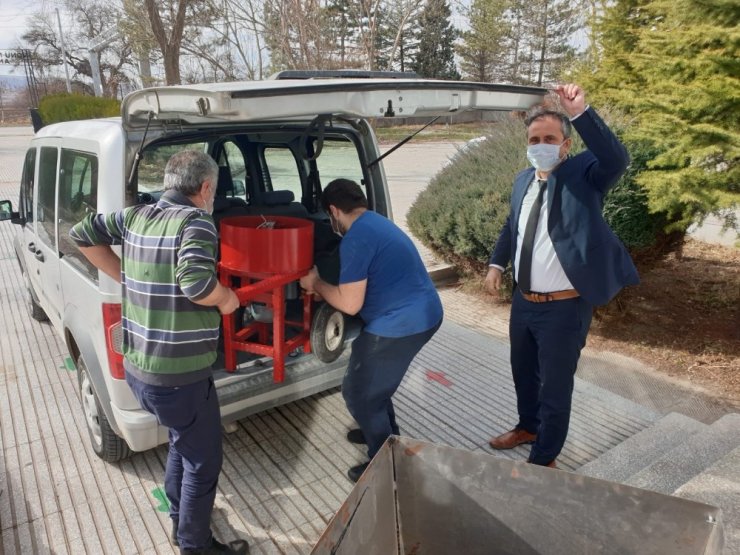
[0,73,544,461]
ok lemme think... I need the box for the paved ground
[0,126,734,554]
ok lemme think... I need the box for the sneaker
[347,461,370,483]
[180,536,249,554]
[346,428,366,444]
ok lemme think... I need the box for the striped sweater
[70,190,221,386]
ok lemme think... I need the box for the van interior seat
[252,190,310,220]
[213,167,248,213]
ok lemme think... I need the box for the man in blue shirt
[300,179,443,482]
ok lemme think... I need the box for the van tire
[310,303,346,363]
[22,266,48,322]
[76,355,132,462]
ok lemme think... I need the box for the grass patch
[373,122,491,143]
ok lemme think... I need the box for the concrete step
[625,413,740,494]
[577,412,706,482]
[673,445,740,555]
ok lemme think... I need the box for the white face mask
[200,185,214,215]
[527,143,564,172]
[329,213,343,237]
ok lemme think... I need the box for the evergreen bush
[38,93,120,125]
[407,109,675,277]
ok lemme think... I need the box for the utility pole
[55,9,72,93]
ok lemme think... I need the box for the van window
[263,147,302,202]
[36,147,59,250]
[58,149,98,280]
[314,139,364,186]
[138,142,208,194]
[19,148,36,223]
[218,141,249,200]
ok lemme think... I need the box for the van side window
[36,147,59,250]
[262,147,302,202]
[19,148,36,223]
[58,149,99,281]
[313,139,364,187]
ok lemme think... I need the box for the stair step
[625,413,740,494]
[577,412,705,482]
[674,445,740,555]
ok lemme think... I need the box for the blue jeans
[126,372,222,551]
[342,320,442,459]
[509,289,593,465]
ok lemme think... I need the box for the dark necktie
[518,180,547,294]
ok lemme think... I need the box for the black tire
[22,265,47,321]
[76,355,132,462]
[310,303,346,363]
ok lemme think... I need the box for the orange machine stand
[219,266,312,382]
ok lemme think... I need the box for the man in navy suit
[485,83,639,467]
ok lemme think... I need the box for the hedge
[38,93,120,125]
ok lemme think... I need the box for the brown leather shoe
[489,428,537,450]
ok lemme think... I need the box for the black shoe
[346,428,366,444]
[347,461,370,483]
[180,536,250,554]
[171,518,179,546]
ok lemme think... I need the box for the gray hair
[525,107,572,139]
[163,150,218,195]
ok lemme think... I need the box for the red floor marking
[425,370,453,387]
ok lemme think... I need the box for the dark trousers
[509,289,592,465]
[126,372,222,550]
[342,319,442,460]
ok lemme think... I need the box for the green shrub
[407,109,677,277]
[38,93,120,125]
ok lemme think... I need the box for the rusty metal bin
[312,436,724,555]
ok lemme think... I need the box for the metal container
[313,436,724,555]
[219,215,313,275]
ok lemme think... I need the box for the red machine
[219,215,315,381]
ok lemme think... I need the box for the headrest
[262,190,295,206]
[216,167,234,196]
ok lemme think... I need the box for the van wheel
[310,303,346,363]
[77,355,132,462]
[22,266,47,321]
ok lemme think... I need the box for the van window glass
[314,139,364,186]
[218,141,248,200]
[137,142,208,195]
[36,146,58,250]
[19,148,36,223]
[58,149,98,280]
[263,147,302,202]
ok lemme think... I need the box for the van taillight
[102,303,125,379]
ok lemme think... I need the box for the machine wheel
[77,355,132,462]
[310,303,346,363]
[22,265,47,321]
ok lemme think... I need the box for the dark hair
[524,106,572,139]
[321,179,368,213]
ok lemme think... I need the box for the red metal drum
[219,216,314,274]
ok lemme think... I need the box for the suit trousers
[509,289,592,465]
[126,372,222,551]
[342,319,442,460]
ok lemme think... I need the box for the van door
[33,143,63,330]
[18,148,44,303]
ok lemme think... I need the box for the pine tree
[457,0,511,82]
[412,0,460,79]
[577,0,740,230]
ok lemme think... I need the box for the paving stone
[578,412,706,482]
[626,413,740,494]
[674,446,740,555]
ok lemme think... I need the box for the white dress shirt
[491,176,574,293]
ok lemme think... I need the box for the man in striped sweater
[71,150,246,555]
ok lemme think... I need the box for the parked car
[0,72,544,461]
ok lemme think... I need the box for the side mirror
[233,179,246,197]
[0,200,23,225]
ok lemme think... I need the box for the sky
[0,0,43,75]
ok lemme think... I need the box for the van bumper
[110,404,168,452]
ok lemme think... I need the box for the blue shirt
[339,211,443,337]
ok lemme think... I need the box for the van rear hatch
[121,79,546,129]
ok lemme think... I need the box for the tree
[457,0,511,82]
[576,0,740,231]
[21,0,135,97]
[143,0,189,85]
[412,0,460,79]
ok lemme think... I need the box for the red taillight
[102,303,125,379]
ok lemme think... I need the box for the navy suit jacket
[489,107,639,306]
